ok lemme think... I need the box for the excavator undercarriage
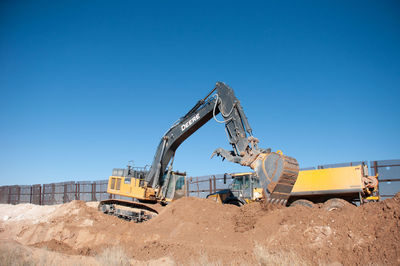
[98,199,159,222]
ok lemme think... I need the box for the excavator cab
[160,170,187,202]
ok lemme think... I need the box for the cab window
[175,176,185,190]
[231,177,243,190]
[111,178,116,189]
[252,177,261,187]
[243,175,250,189]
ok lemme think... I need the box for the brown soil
[0,193,399,265]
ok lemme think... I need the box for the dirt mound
[0,195,399,265]
[0,201,133,254]
[0,203,58,223]
[129,197,253,263]
[252,194,400,265]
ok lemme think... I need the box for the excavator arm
[145,82,299,205]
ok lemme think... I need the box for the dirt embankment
[0,194,399,265]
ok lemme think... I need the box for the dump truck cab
[229,172,263,202]
[206,172,263,205]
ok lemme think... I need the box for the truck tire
[289,199,314,208]
[323,198,354,211]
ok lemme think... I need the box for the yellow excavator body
[99,171,187,222]
[107,176,157,202]
[106,171,186,203]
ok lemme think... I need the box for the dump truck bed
[288,165,372,204]
[291,166,364,196]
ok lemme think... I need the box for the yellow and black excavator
[99,82,299,222]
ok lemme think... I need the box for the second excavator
[99,82,299,222]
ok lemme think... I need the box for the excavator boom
[145,82,299,205]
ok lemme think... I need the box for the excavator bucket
[251,152,299,205]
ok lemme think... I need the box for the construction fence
[0,159,399,205]
[0,180,111,205]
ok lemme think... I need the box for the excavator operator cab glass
[252,176,261,187]
[229,174,257,200]
[231,174,251,190]
[175,176,185,190]
[160,172,186,190]
[243,175,251,189]
[231,177,243,190]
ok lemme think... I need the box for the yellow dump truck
[289,164,378,207]
[207,164,379,207]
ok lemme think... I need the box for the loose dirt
[0,193,399,265]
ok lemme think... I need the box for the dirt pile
[0,194,399,265]
[252,195,400,265]
[0,203,58,223]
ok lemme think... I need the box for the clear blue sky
[1,1,399,185]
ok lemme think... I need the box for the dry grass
[0,240,311,266]
[95,246,131,266]
[189,254,222,266]
[253,243,309,266]
[96,246,176,266]
[0,241,176,266]
[0,243,34,266]
[36,246,99,266]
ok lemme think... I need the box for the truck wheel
[323,198,354,211]
[289,199,314,208]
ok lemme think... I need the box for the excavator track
[255,152,299,206]
[98,199,159,223]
